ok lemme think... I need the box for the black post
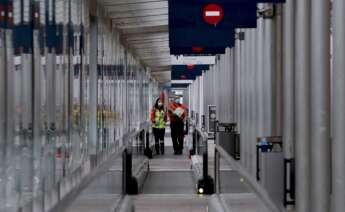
[122,148,138,194]
[144,131,152,158]
[126,149,133,193]
[122,149,127,195]
[203,153,208,179]
[191,129,196,155]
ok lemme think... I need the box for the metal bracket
[235,32,245,41]
[284,158,296,207]
[257,5,275,19]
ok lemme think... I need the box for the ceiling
[100,0,171,83]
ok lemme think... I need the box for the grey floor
[64,157,123,212]
[220,193,270,212]
[135,137,209,211]
[133,195,208,212]
[63,135,272,212]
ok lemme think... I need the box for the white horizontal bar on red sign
[205,11,221,17]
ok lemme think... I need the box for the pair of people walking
[150,98,187,155]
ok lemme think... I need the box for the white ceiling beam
[116,20,168,29]
[135,47,170,53]
[119,25,168,34]
[108,8,167,19]
[105,2,167,12]
[126,32,168,41]
[101,0,166,6]
[129,42,169,49]
[128,38,169,45]
[140,55,170,60]
[113,15,168,25]
[113,14,167,23]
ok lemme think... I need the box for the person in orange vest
[168,99,187,155]
[151,98,167,155]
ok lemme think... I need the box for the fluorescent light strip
[171,80,193,84]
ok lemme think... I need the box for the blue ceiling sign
[171,83,190,88]
[169,0,254,55]
[169,28,235,54]
[168,0,285,55]
[171,65,209,80]
[169,1,257,29]
[170,47,226,55]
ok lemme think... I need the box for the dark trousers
[170,121,184,153]
[153,128,165,154]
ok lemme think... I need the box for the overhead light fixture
[171,55,216,65]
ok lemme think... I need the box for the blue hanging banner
[170,47,226,55]
[169,28,235,55]
[170,0,285,4]
[171,65,209,80]
[168,0,285,55]
[171,83,190,88]
[169,1,257,29]
[168,0,254,55]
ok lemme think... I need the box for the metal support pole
[274,5,283,137]
[243,29,249,169]
[257,6,265,138]
[250,28,257,177]
[214,149,220,194]
[247,29,254,175]
[332,0,345,211]
[263,12,274,136]
[310,0,331,211]
[0,26,5,209]
[234,34,241,126]
[295,0,311,210]
[239,30,246,167]
[89,16,98,155]
[230,48,235,123]
[282,0,295,159]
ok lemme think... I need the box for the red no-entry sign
[187,64,195,70]
[192,46,204,53]
[203,3,224,25]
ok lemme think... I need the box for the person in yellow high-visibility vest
[150,98,167,155]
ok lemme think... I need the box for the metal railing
[49,127,146,212]
[190,120,214,195]
[214,144,281,212]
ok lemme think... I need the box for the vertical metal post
[89,15,98,156]
[247,29,253,175]
[214,149,220,194]
[250,28,257,177]
[263,12,274,136]
[332,0,345,211]
[310,0,331,211]
[243,29,249,169]
[238,31,245,167]
[295,0,311,210]
[282,0,295,159]
[274,5,283,137]
[229,48,235,123]
[0,19,6,210]
[32,2,43,210]
[257,5,265,138]
[234,35,241,126]
[5,3,15,208]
